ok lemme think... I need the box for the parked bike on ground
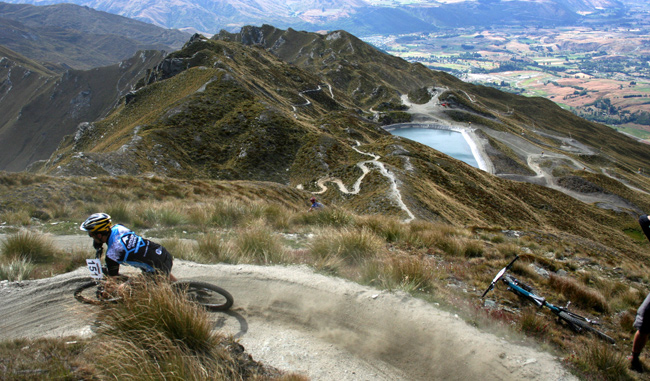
[482,255,614,344]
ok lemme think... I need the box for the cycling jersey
[104,224,173,276]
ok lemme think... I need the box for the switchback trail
[312,141,416,222]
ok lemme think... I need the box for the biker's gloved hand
[93,240,103,250]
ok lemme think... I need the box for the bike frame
[501,274,580,319]
[483,255,614,343]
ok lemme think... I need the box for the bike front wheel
[172,281,233,311]
[73,280,123,305]
[558,311,615,344]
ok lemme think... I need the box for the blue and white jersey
[106,224,155,273]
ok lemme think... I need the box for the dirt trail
[312,141,415,222]
[0,236,576,380]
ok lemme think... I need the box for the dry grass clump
[0,210,32,226]
[0,231,86,281]
[518,308,549,338]
[291,207,356,228]
[309,227,384,265]
[548,273,610,313]
[565,343,634,381]
[495,242,521,258]
[195,233,236,263]
[405,228,483,258]
[0,258,35,281]
[358,214,408,243]
[363,253,435,293]
[0,337,87,380]
[87,276,294,380]
[0,230,58,263]
[234,222,287,264]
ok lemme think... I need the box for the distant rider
[308,197,324,212]
[80,213,177,281]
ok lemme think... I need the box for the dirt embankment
[0,255,576,380]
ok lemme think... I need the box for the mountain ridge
[0,2,189,70]
[0,0,630,35]
[30,27,650,255]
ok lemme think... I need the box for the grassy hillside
[34,31,650,256]
[0,171,649,379]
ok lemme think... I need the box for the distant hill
[34,28,650,255]
[0,2,190,70]
[0,47,165,171]
[0,0,630,36]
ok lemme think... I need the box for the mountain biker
[80,213,177,282]
[630,214,650,372]
[308,197,323,212]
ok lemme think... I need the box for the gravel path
[0,236,577,380]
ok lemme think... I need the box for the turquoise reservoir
[390,127,479,168]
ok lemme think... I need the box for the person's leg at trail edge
[630,214,650,372]
[631,331,648,372]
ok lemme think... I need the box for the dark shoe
[629,356,644,373]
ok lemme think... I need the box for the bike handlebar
[481,255,519,298]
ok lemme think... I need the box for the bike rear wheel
[74,280,122,305]
[172,281,233,311]
[558,311,615,344]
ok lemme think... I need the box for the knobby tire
[74,279,233,311]
[172,281,234,311]
[558,311,615,344]
[73,280,122,305]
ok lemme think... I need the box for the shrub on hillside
[548,274,609,313]
[0,230,58,263]
[310,227,383,264]
[87,277,296,380]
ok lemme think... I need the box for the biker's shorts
[148,243,173,275]
[634,291,650,333]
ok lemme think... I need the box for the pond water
[390,127,479,168]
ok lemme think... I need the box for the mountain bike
[482,255,615,344]
[74,256,233,311]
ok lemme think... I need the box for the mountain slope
[38,31,650,255]
[0,49,165,171]
[0,2,189,70]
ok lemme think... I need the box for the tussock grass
[234,222,287,264]
[292,207,356,228]
[0,230,58,263]
[363,253,435,292]
[518,308,549,338]
[0,258,34,281]
[84,276,300,380]
[0,210,32,226]
[358,215,407,243]
[549,273,609,313]
[211,199,250,228]
[196,233,238,264]
[496,242,521,258]
[105,201,132,225]
[0,337,87,380]
[95,277,219,355]
[565,343,633,381]
[310,227,384,264]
